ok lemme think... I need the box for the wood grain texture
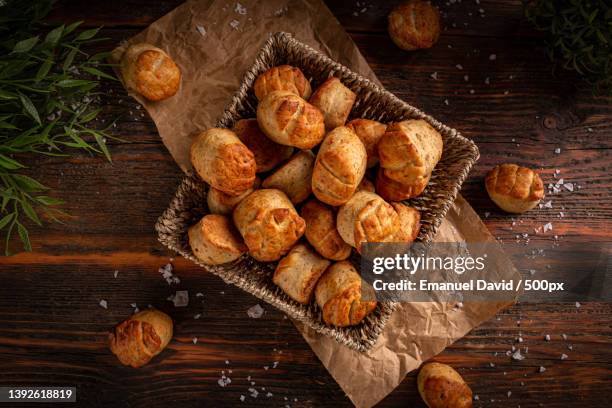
[1,0,611,407]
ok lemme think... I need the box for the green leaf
[44,24,64,46]
[0,154,24,170]
[0,90,17,99]
[62,48,78,72]
[75,27,101,41]
[12,174,47,192]
[35,196,63,206]
[79,108,101,123]
[35,58,53,82]
[63,21,83,36]
[12,36,39,53]
[20,200,41,225]
[93,132,112,162]
[82,66,116,80]
[56,79,95,88]
[0,213,14,230]
[0,122,18,130]
[17,223,32,251]
[18,93,41,125]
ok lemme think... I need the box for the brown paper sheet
[112,1,518,406]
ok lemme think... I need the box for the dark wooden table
[1,1,610,407]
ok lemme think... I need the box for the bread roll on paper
[388,0,441,51]
[314,261,377,327]
[254,65,312,101]
[120,43,181,101]
[311,126,367,206]
[257,90,325,149]
[309,77,356,130]
[233,189,306,262]
[301,198,351,261]
[418,362,473,408]
[273,243,330,304]
[109,309,173,368]
[233,118,293,173]
[207,178,260,215]
[262,150,315,204]
[188,214,247,265]
[390,202,421,242]
[346,118,387,168]
[190,128,257,196]
[377,119,443,200]
[485,163,544,213]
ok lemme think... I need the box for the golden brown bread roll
[120,43,181,101]
[109,309,173,368]
[314,261,377,327]
[337,191,401,252]
[357,177,375,193]
[311,126,367,206]
[309,77,356,130]
[388,0,441,51]
[301,198,352,261]
[188,214,247,265]
[485,163,544,213]
[190,128,257,196]
[376,169,430,201]
[390,203,421,242]
[262,151,315,204]
[233,189,306,262]
[273,243,331,304]
[346,119,387,168]
[257,90,325,150]
[254,65,312,101]
[206,178,261,215]
[417,362,473,408]
[233,119,293,173]
[377,120,443,200]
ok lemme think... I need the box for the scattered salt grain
[225,360,230,365]
[489,362,495,367]
[235,2,247,15]
[464,75,469,81]
[247,304,265,318]
[504,90,509,95]
[563,183,574,192]
[444,99,450,106]
[273,361,279,368]
[484,212,490,218]
[159,263,180,285]
[113,270,119,278]
[264,366,269,370]
[507,391,512,398]
[469,89,475,94]
[218,375,231,387]
[543,201,552,208]
[240,395,245,402]
[430,72,438,80]
[474,395,480,401]
[456,64,463,70]
[193,337,198,344]
[229,19,240,29]
[489,54,497,60]
[99,299,108,309]
[554,147,561,154]
[539,366,546,373]
[484,76,490,85]
[196,25,207,37]
[194,313,202,320]
[575,302,581,309]
[169,290,189,307]
[543,222,553,233]
[545,334,550,341]
[249,388,259,398]
[562,334,568,340]
[266,392,273,397]
[511,349,524,361]
[560,353,568,360]
[196,292,204,298]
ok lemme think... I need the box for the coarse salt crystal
[235,2,247,15]
[193,337,198,344]
[464,75,469,81]
[543,222,553,233]
[562,334,568,340]
[489,54,496,60]
[169,290,189,307]
[484,77,490,85]
[444,99,450,106]
[247,304,264,318]
[563,183,573,192]
[99,299,108,309]
[507,391,512,398]
[554,147,561,154]
[539,366,546,373]
[196,292,204,297]
[240,395,245,402]
[229,19,240,29]
[194,313,202,319]
[430,72,438,80]
[560,353,568,360]
[544,201,552,208]
[456,64,463,70]
[273,361,279,368]
[113,270,119,278]
[196,25,207,37]
[511,349,524,360]
[575,302,581,308]
[545,334,550,341]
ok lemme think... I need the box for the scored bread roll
[301,198,352,261]
[188,214,247,265]
[233,189,306,262]
[357,177,375,193]
[311,126,367,206]
[485,163,544,213]
[262,150,315,204]
[346,119,387,168]
[390,202,421,242]
[233,119,293,173]
[315,261,377,327]
[418,362,473,408]
[207,178,261,215]
[309,77,356,130]
[273,243,330,304]
[337,191,401,252]
[190,128,256,196]
[257,90,325,149]
[120,43,181,101]
[109,309,173,368]
[376,168,430,201]
[254,65,312,101]
[377,119,443,200]
[388,0,441,51]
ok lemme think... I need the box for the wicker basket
[155,32,479,352]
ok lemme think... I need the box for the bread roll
[120,43,181,101]
[357,177,375,193]
[188,214,247,265]
[311,126,367,206]
[309,77,356,130]
[254,65,312,101]
[109,309,173,368]
[485,163,544,213]
[337,191,401,252]
[390,203,421,242]
[376,169,430,201]
[301,199,352,261]
[233,119,293,173]
[257,91,325,149]
[207,178,260,215]
[190,128,257,196]
[262,151,314,204]
[233,189,306,262]
[347,119,387,168]
[315,261,377,327]
[417,362,473,408]
[377,120,443,199]
[273,243,330,304]
[388,0,441,51]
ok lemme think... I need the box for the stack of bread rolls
[188,65,443,327]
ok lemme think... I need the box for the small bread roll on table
[257,90,325,149]
[120,43,181,101]
[233,119,293,173]
[188,214,247,265]
[309,77,356,130]
[388,0,441,51]
[377,119,443,200]
[109,309,173,368]
[347,118,387,168]
[485,163,544,213]
[312,126,367,206]
[233,189,306,262]
[301,198,352,261]
[315,261,377,327]
[262,150,315,204]
[418,362,473,408]
[190,128,257,196]
[273,243,330,304]
[207,178,261,215]
[254,65,312,101]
